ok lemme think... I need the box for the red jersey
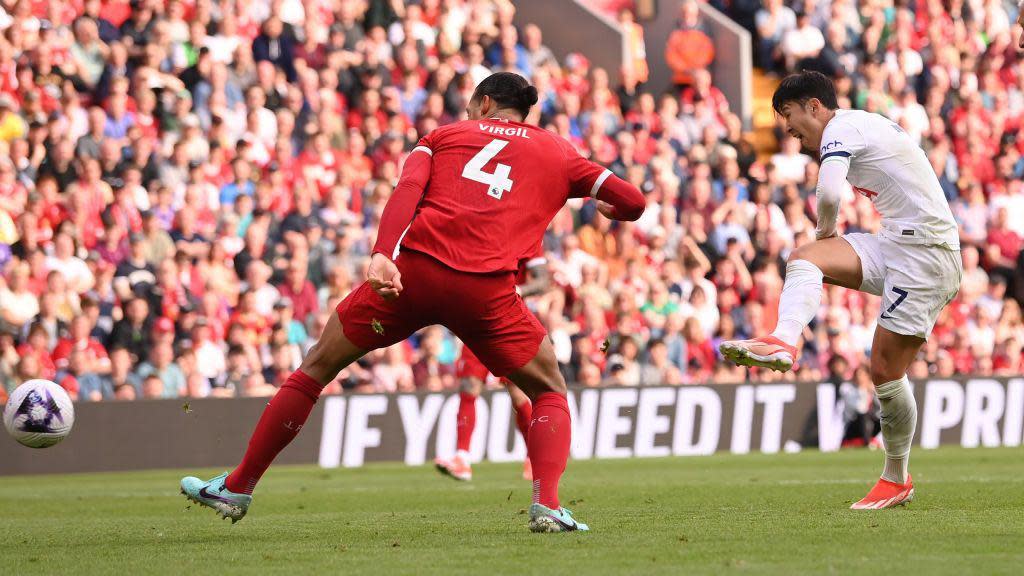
[399,119,608,273]
[16,343,56,381]
[51,338,109,371]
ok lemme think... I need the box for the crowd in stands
[0,0,1022,403]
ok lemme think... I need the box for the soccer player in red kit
[181,72,645,533]
[435,248,548,482]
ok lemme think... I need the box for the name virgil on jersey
[478,123,531,139]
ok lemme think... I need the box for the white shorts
[842,233,962,339]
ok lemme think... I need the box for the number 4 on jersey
[462,139,513,200]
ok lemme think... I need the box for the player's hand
[596,200,617,220]
[367,253,403,300]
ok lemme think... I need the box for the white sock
[456,449,471,462]
[876,375,916,484]
[769,259,824,346]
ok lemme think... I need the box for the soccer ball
[3,379,75,449]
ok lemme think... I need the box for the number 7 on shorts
[884,287,908,316]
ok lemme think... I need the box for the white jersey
[819,109,959,249]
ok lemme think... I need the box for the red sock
[456,391,477,453]
[225,370,323,494]
[514,399,532,444]
[528,392,571,509]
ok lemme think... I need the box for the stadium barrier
[1,378,1022,476]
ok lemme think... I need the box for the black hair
[771,71,839,114]
[471,72,538,118]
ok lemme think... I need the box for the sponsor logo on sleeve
[820,140,843,153]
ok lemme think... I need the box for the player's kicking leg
[505,339,587,533]
[182,249,432,522]
[850,326,922,510]
[181,312,366,522]
[719,237,862,371]
[720,233,955,509]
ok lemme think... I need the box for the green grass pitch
[0,446,1021,575]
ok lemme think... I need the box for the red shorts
[456,346,490,381]
[336,249,546,377]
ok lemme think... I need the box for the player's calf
[874,375,917,484]
[506,341,572,511]
[870,329,924,485]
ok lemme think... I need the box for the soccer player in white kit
[720,71,962,509]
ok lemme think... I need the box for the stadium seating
[0,0,1021,405]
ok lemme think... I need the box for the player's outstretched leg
[720,237,861,372]
[852,327,922,510]
[507,340,587,533]
[435,377,482,481]
[181,312,365,522]
[506,380,533,480]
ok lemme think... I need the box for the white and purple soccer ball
[3,379,75,448]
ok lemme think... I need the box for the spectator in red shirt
[151,258,192,322]
[684,316,715,382]
[986,207,1022,271]
[15,322,57,381]
[229,290,271,347]
[104,181,143,235]
[51,314,110,374]
[680,69,729,121]
[277,259,318,327]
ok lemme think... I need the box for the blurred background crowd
[0,0,1022,405]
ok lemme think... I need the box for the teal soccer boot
[181,472,252,523]
[528,503,589,533]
